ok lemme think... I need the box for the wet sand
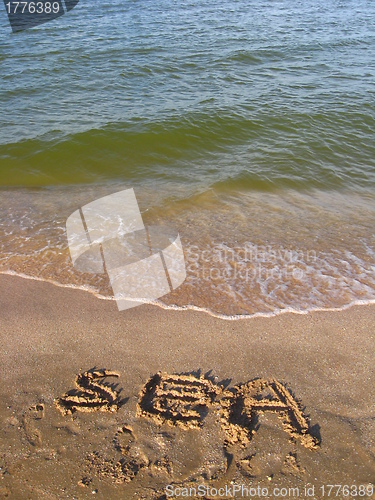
[0,274,374,499]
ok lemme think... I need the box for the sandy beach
[0,274,374,499]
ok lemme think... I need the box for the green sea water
[1,0,375,190]
[0,0,374,316]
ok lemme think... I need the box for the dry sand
[0,274,374,499]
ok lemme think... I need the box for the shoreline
[1,270,375,322]
[1,185,375,319]
[0,274,374,498]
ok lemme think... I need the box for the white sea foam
[1,269,375,322]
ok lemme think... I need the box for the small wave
[1,107,374,191]
[1,270,375,322]
[0,270,114,301]
[220,50,263,64]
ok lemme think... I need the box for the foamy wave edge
[1,270,375,321]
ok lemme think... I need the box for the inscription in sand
[219,378,319,449]
[55,370,319,487]
[55,369,121,415]
[137,373,319,450]
[136,372,222,430]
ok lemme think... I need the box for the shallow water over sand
[1,185,374,317]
